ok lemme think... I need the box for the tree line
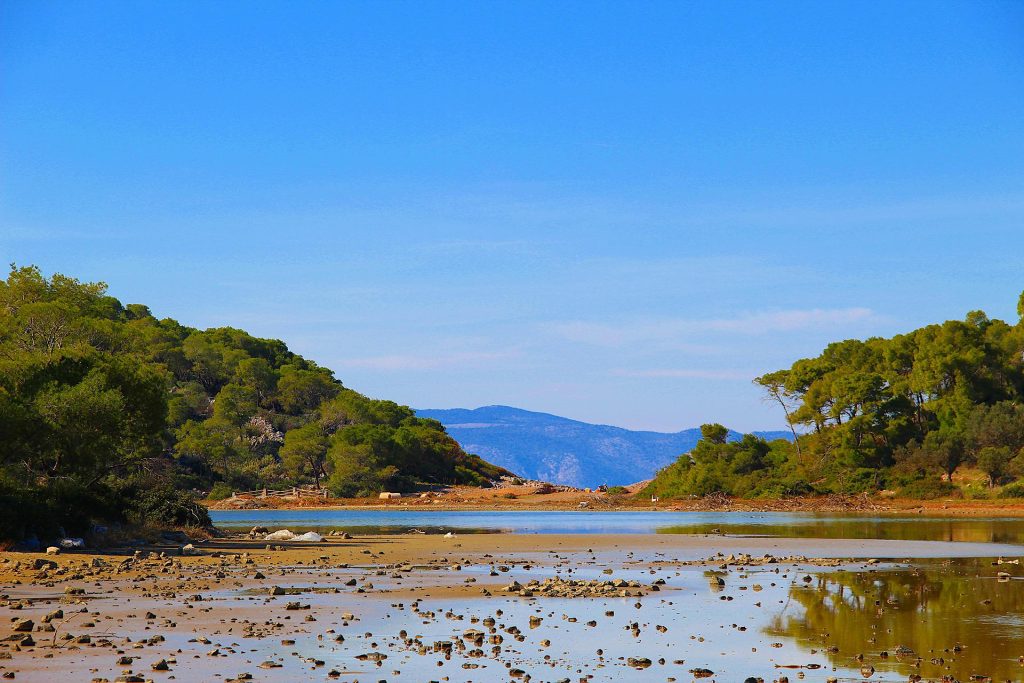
[646,294,1024,499]
[0,266,508,540]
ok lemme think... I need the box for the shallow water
[211,508,1024,544]
[10,516,1024,682]
[22,556,1024,681]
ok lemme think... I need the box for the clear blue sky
[2,1,1023,431]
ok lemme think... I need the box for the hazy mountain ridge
[416,405,792,488]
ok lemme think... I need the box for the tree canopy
[647,292,1024,499]
[0,265,509,540]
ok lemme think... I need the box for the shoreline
[4,529,1024,680]
[206,493,1024,517]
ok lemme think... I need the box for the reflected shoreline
[211,509,1024,545]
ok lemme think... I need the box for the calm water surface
[210,509,1024,544]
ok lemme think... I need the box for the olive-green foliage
[998,482,1024,499]
[746,298,1024,496]
[650,292,1024,500]
[644,427,806,498]
[896,477,959,500]
[0,265,508,540]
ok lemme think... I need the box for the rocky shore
[1,531,1021,681]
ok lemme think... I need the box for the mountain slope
[415,405,792,488]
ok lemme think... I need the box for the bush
[455,466,492,487]
[207,482,234,500]
[605,486,629,495]
[834,468,888,494]
[998,482,1024,498]
[128,484,212,527]
[897,477,959,500]
[750,478,815,498]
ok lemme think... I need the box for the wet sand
[3,532,1024,681]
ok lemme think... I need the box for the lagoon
[211,508,1024,544]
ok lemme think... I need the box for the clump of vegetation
[644,424,807,499]
[999,482,1024,499]
[0,265,510,540]
[648,293,1024,500]
[605,485,629,495]
[895,477,959,500]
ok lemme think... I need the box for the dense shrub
[897,478,959,500]
[998,482,1024,498]
[127,483,212,527]
[207,482,235,500]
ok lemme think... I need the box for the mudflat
[2,531,1023,681]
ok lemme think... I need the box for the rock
[180,544,200,556]
[627,657,652,669]
[292,531,324,542]
[59,537,85,549]
[32,558,58,571]
[355,652,387,661]
[45,546,60,555]
[263,530,295,541]
[13,619,33,632]
[151,658,170,671]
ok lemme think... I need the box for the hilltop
[416,405,790,488]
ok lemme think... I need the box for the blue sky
[2,1,1023,431]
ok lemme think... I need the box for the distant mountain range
[415,405,793,489]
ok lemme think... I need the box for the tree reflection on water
[765,561,1024,679]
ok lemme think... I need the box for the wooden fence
[231,485,328,500]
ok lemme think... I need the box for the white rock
[264,529,296,541]
[45,546,60,555]
[293,531,324,542]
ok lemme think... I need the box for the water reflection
[766,561,1024,679]
[211,509,1024,544]
[658,517,1024,544]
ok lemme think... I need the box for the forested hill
[0,266,509,540]
[416,405,791,488]
[646,294,1024,500]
